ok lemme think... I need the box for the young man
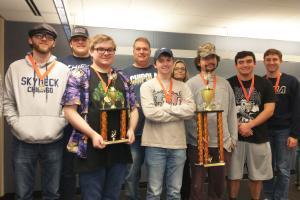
[123,37,156,200]
[59,26,92,200]
[4,24,70,199]
[185,42,237,200]
[227,51,276,200]
[140,48,195,199]
[262,48,300,200]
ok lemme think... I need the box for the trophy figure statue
[108,86,117,109]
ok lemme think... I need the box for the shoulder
[227,75,237,82]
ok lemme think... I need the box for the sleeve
[161,83,195,120]
[140,82,180,122]
[290,78,300,138]
[3,66,19,126]
[226,81,238,143]
[61,69,87,107]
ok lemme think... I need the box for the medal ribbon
[157,77,173,103]
[267,73,281,93]
[199,73,217,92]
[28,54,56,81]
[91,65,112,93]
[237,75,255,102]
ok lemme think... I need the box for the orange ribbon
[199,73,216,91]
[27,54,56,81]
[91,65,112,93]
[237,75,255,102]
[157,77,173,104]
[266,73,281,93]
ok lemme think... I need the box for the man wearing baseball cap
[185,42,237,200]
[140,48,195,199]
[4,23,70,199]
[59,25,91,200]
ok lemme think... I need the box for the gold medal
[104,96,111,103]
[39,84,45,92]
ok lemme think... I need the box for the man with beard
[123,37,156,200]
[185,42,238,200]
[59,26,92,200]
[4,24,70,199]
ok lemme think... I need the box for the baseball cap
[197,42,217,58]
[154,48,173,62]
[70,26,89,39]
[28,23,57,39]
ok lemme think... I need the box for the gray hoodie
[4,54,70,143]
[185,74,238,152]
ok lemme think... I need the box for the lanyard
[237,75,255,102]
[199,73,216,91]
[157,77,173,103]
[266,73,281,93]
[91,65,112,93]
[27,54,56,81]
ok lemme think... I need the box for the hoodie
[4,53,70,143]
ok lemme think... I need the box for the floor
[1,175,300,200]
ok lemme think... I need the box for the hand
[91,132,106,149]
[238,123,253,137]
[287,137,298,149]
[127,129,135,144]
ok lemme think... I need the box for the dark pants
[59,124,77,200]
[188,145,231,200]
[79,163,127,200]
[181,150,191,200]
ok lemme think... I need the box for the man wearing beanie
[4,23,70,199]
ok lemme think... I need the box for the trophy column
[196,110,225,167]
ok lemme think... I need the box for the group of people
[2,23,300,200]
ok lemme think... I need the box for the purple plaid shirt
[61,67,136,158]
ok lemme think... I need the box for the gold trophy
[99,73,129,145]
[196,72,225,167]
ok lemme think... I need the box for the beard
[31,42,54,54]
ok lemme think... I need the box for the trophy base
[204,162,225,167]
[194,162,203,166]
[104,138,129,145]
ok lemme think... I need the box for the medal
[39,84,45,92]
[104,96,110,103]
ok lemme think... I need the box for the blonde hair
[172,59,189,82]
[89,34,116,51]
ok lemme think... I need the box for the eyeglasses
[94,47,115,55]
[33,33,55,41]
[174,67,186,71]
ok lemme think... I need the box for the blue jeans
[79,163,127,200]
[263,128,292,200]
[13,137,63,200]
[125,135,145,200]
[145,147,186,200]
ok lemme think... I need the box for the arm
[127,107,138,144]
[3,66,19,126]
[64,105,105,149]
[227,84,238,146]
[288,78,300,147]
[239,102,275,135]
[162,83,196,120]
[140,82,180,122]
